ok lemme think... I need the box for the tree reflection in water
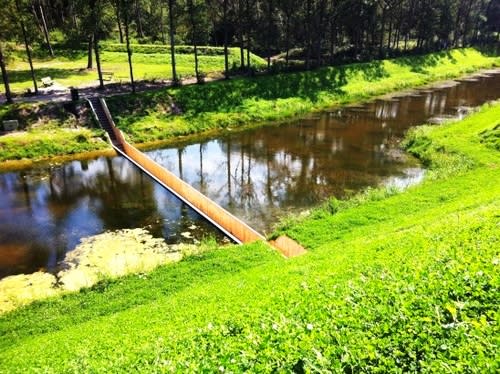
[0,157,224,278]
[1,71,498,278]
[146,72,499,232]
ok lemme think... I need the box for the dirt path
[0,74,224,105]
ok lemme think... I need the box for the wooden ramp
[88,97,306,257]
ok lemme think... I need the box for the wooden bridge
[88,97,305,258]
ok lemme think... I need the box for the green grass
[0,48,497,164]
[108,48,499,143]
[0,103,498,371]
[6,46,266,93]
[0,101,108,163]
[0,127,107,161]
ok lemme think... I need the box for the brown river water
[0,70,499,278]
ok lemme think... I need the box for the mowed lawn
[6,46,266,93]
[0,104,498,372]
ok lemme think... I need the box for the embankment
[0,103,498,371]
[0,48,498,169]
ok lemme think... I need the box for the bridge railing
[90,97,306,257]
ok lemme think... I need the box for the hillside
[1,103,498,372]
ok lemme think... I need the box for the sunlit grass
[0,104,498,372]
[6,46,266,93]
[109,48,499,143]
[0,48,497,164]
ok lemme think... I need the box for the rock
[2,120,19,132]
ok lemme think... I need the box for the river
[0,70,499,278]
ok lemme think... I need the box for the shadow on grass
[9,67,92,85]
[391,50,459,74]
[166,60,388,114]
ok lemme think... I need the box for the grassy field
[6,44,266,93]
[0,103,498,371]
[106,48,499,143]
[0,48,498,166]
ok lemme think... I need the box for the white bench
[102,71,114,81]
[41,76,53,87]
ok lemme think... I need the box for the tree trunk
[39,2,54,57]
[87,35,94,69]
[316,0,327,67]
[94,36,104,89]
[160,5,166,44]
[305,0,312,70]
[31,4,44,35]
[0,46,13,104]
[114,0,124,43]
[461,0,474,47]
[387,20,393,50]
[135,0,144,38]
[379,6,386,57]
[187,0,200,82]
[124,11,135,92]
[285,14,290,68]
[239,34,245,69]
[266,0,273,72]
[394,27,400,50]
[21,24,38,94]
[452,0,463,47]
[329,21,336,65]
[168,0,178,84]
[17,1,38,94]
[223,0,230,79]
[245,0,252,74]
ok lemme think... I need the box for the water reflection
[0,158,225,278]
[1,71,499,278]
[147,72,499,232]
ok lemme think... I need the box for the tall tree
[135,0,145,38]
[0,2,14,103]
[222,0,230,78]
[37,0,54,56]
[120,0,136,92]
[266,0,274,71]
[245,0,254,74]
[186,0,201,82]
[0,45,13,104]
[236,0,246,69]
[111,0,124,43]
[168,0,178,84]
[16,0,38,94]
[89,0,104,89]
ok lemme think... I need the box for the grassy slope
[0,48,498,164]
[7,47,265,93]
[0,104,498,371]
[109,48,499,143]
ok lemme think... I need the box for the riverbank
[1,103,498,371]
[1,48,498,170]
[0,229,209,314]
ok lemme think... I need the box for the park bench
[102,71,114,81]
[41,76,53,87]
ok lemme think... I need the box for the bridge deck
[88,97,305,257]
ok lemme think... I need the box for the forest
[1,0,499,102]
